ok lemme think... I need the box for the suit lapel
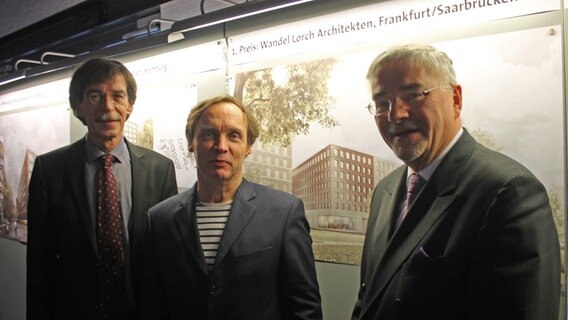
[174,186,209,274]
[361,130,476,317]
[367,168,405,271]
[128,142,148,242]
[362,168,405,308]
[66,140,97,251]
[213,180,257,268]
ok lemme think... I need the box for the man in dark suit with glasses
[353,43,560,320]
[27,58,178,320]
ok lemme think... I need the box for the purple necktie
[97,154,126,319]
[396,173,425,228]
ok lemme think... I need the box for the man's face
[75,74,132,151]
[371,61,462,171]
[190,102,252,189]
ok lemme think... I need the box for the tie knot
[407,173,424,195]
[100,154,116,168]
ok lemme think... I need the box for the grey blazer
[141,179,322,320]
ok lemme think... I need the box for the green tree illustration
[233,58,339,146]
[470,128,503,152]
[243,160,265,185]
[137,118,154,149]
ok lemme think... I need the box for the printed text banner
[229,0,559,65]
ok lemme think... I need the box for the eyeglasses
[86,91,128,106]
[366,86,447,116]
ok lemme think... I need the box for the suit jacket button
[394,298,402,306]
[209,285,216,295]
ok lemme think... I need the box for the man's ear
[452,84,463,118]
[188,144,194,152]
[73,103,82,117]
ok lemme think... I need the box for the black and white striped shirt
[196,201,232,269]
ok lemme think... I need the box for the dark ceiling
[0,0,174,75]
[0,0,291,78]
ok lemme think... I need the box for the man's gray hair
[366,43,457,89]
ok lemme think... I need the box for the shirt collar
[84,135,130,164]
[408,127,463,181]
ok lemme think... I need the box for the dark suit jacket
[26,138,178,320]
[141,179,322,320]
[353,129,560,320]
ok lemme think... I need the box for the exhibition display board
[0,0,565,319]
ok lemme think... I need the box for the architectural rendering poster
[0,41,222,243]
[229,24,564,268]
[0,105,70,243]
[124,80,198,190]
[125,40,224,189]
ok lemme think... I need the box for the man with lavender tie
[352,44,560,320]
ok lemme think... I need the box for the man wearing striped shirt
[141,95,322,320]
[196,201,231,268]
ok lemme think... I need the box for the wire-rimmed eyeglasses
[86,91,128,106]
[366,86,448,117]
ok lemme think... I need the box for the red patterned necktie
[97,154,126,319]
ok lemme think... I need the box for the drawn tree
[233,58,339,146]
[549,189,564,242]
[243,161,265,185]
[470,128,503,152]
[137,118,154,149]
[548,188,566,294]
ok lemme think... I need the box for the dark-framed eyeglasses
[366,86,448,117]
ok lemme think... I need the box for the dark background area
[0,0,250,76]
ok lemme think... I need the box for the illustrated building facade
[123,121,138,144]
[292,144,375,232]
[16,148,36,221]
[373,157,400,189]
[292,144,401,232]
[245,142,293,193]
